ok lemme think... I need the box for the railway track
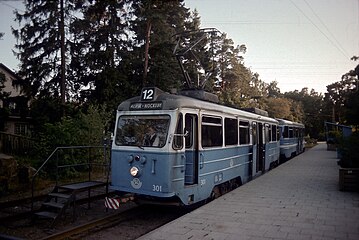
[51,204,189,240]
[0,192,114,223]
[41,206,141,240]
[0,195,190,240]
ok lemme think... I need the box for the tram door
[255,122,265,173]
[184,114,199,185]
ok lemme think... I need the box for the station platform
[138,143,359,240]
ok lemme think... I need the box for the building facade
[0,63,32,136]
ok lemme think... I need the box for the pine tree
[0,73,9,100]
[12,0,83,104]
[69,0,134,110]
[130,0,190,91]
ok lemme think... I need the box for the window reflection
[115,115,170,148]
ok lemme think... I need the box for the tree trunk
[60,0,66,104]
[143,20,152,87]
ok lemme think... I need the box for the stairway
[34,181,107,227]
[34,186,74,227]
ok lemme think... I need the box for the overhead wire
[289,0,350,60]
[0,0,24,12]
[303,0,350,58]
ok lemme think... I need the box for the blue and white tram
[277,118,305,160]
[110,87,280,205]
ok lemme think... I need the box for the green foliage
[326,130,342,144]
[265,97,292,119]
[324,75,357,124]
[283,88,324,139]
[0,72,10,131]
[32,104,111,168]
[137,0,188,90]
[30,97,73,134]
[12,0,74,99]
[0,72,10,100]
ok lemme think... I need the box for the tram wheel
[210,186,221,200]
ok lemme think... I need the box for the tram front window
[115,115,170,148]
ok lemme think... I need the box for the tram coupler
[104,194,135,210]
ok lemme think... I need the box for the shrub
[32,104,112,178]
[327,130,342,144]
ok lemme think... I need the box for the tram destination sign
[130,101,163,110]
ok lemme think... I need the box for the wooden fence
[0,131,36,156]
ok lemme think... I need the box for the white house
[0,63,32,136]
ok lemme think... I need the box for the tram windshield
[115,115,170,148]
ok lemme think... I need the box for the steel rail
[40,206,140,240]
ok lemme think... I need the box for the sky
[1,0,358,94]
[185,0,359,94]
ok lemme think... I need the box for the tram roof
[117,89,278,124]
[276,118,304,128]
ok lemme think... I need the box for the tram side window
[225,118,238,146]
[272,125,277,141]
[266,124,271,143]
[289,127,294,138]
[173,114,183,149]
[185,114,196,148]
[283,126,289,138]
[202,116,223,147]
[239,121,250,145]
[252,123,257,145]
[277,126,280,140]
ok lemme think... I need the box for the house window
[15,123,27,135]
[9,102,16,110]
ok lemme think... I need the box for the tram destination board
[130,101,163,110]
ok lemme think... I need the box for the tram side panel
[109,87,283,206]
[277,119,305,160]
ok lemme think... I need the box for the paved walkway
[138,143,359,240]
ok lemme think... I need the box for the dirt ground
[0,198,138,239]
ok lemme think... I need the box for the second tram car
[110,87,281,205]
[277,118,305,160]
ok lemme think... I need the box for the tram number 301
[152,185,162,192]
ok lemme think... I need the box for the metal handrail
[31,145,110,211]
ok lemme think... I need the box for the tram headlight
[130,166,140,177]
